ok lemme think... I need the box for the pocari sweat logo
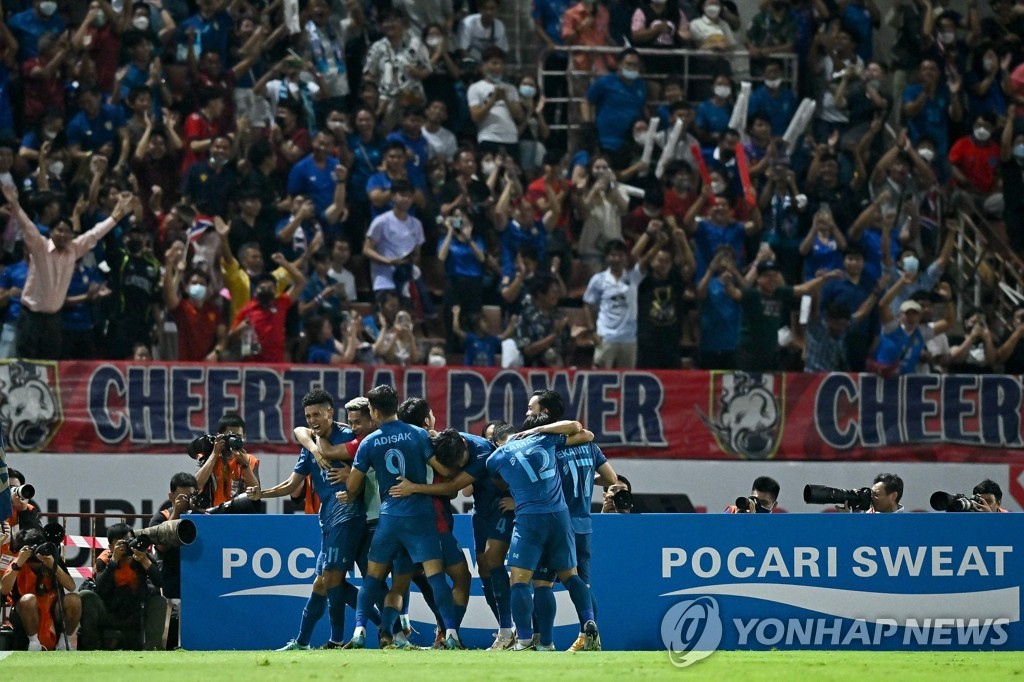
[660,597,723,667]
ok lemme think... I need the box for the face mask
[48,160,64,176]
[426,36,442,48]
[1014,143,1024,160]
[714,85,731,99]
[764,78,782,89]
[256,289,275,305]
[39,1,57,17]
[481,161,497,175]
[711,180,726,194]
[984,58,997,72]
[939,31,955,45]
[519,84,537,98]
[94,12,107,27]
[620,68,640,81]
[642,206,660,218]
[867,78,881,91]
[327,120,345,132]
[126,239,143,255]
[974,127,992,142]
[902,255,919,274]
[704,4,721,18]
[210,156,227,168]
[634,131,648,145]
[428,354,446,367]
[43,129,58,140]
[917,147,935,163]
[487,73,502,84]
[132,16,150,31]
[188,283,207,301]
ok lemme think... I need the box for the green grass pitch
[1,650,1022,681]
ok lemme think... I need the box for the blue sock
[491,566,513,629]
[326,585,347,644]
[296,592,326,646]
[534,586,556,646]
[345,583,381,626]
[590,589,598,624]
[480,575,499,621]
[426,572,458,631]
[381,606,400,638]
[564,575,595,625]
[510,583,533,640]
[356,576,387,629]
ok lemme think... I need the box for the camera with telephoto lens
[12,484,34,500]
[204,493,258,515]
[930,491,982,512]
[735,496,771,513]
[126,535,153,553]
[187,432,245,460]
[612,488,633,511]
[803,484,873,511]
[25,522,65,558]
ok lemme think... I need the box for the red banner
[3,361,1023,463]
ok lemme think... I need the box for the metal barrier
[536,45,800,141]
[38,510,154,580]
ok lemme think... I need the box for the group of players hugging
[248,384,620,652]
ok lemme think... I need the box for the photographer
[600,474,634,514]
[78,524,166,651]
[1,527,82,651]
[149,473,197,600]
[972,480,1008,512]
[726,476,781,513]
[838,473,905,513]
[2,468,41,568]
[193,414,260,509]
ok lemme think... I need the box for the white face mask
[39,1,57,17]
[43,129,58,140]
[939,31,956,45]
[704,4,722,18]
[764,78,782,89]
[634,131,648,145]
[619,68,640,81]
[426,36,442,48]
[711,180,726,194]
[983,57,997,72]
[132,16,150,31]
[94,11,108,27]
[519,84,537,98]
[902,255,919,274]
[714,85,731,99]
[428,354,446,367]
[481,161,497,175]
[327,120,345,131]
[974,127,992,142]
[917,147,935,163]
[188,283,207,301]
[48,160,64,176]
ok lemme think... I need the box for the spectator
[180,88,225,174]
[67,86,126,160]
[689,0,737,50]
[21,31,68,123]
[162,241,227,362]
[586,48,647,163]
[948,113,999,196]
[562,0,616,89]
[695,74,734,145]
[515,273,570,367]
[500,243,543,320]
[515,74,551,175]
[695,244,742,369]
[802,299,876,372]
[287,130,340,218]
[386,107,430,190]
[367,140,422,219]
[871,299,928,376]
[394,0,453,37]
[0,253,28,358]
[685,184,760,279]
[722,260,841,371]
[327,238,357,303]
[746,1,797,77]
[437,209,487,341]
[452,304,516,366]
[231,257,307,364]
[458,0,510,62]
[903,58,963,160]
[182,135,237,218]
[575,155,629,269]
[298,249,346,320]
[840,0,880,62]
[630,0,691,79]
[372,308,422,365]
[468,47,524,158]
[5,185,132,360]
[362,8,431,124]
[302,0,363,118]
[105,227,162,359]
[583,240,641,369]
[421,23,463,132]
[132,111,183,214]
[799,205,847,282]
[948,307,999,374]
[421,99,458,162]
[177,0,233,64]
[363,179,425,300]
[61,259,106,359]
[305,315,360,365]
[633,221,693,369]
[8,0,66,62]
[748,59,798,136]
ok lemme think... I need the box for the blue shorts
[472,511,514,556]
[535,531,592,583]
[507,509,575,574]
[440,531,464,567]
[393,547,414,576]
[369,514,442,567]
[316,519,366,575]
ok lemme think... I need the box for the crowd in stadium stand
[0,0,1023,375]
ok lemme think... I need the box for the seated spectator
[689,0,737,50]
[372,309,421,366]
[421,99,458,162]
[695,74,734,146]
[327,238,357,303]
[298,249,346,319]
[78,524,166,651]
[745,3,797,76]
[748,59,798,136]
[630,0,691,79]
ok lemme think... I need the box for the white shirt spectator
[467,80,520,144]
[303,17,357,98]
[328,265,357,302]
[457,13,509,61]
[421,124,458,161]
[394,0,452,35]
[583,263,642,343]
[366,210,425,292]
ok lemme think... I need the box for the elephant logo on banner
[696,372,784,460]
[0,361,63,451]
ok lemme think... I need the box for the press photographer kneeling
[0,525,81,651]
[78,524,167,650]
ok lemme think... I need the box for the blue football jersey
[293,423,360,529]
[460,433,499,516]
[486,433,567,516]
[554,442,607,533]
[353,419,434,517]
